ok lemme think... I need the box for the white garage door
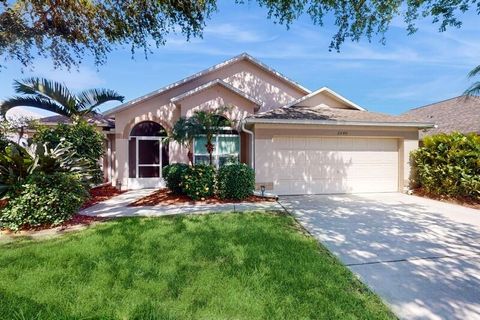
[272,136,399,195]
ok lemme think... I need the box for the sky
[1,2,478,117]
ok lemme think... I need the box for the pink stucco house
[101,53,432,195]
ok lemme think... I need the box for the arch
[130,121,168,137]
[122,116,172,139]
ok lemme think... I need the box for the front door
[128,137,166,189]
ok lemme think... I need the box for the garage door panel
[272,137,398,195]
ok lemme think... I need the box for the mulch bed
[0,199,7,210]
[129,188,276,207]
[413,188,480,210]
[81,184,125,209]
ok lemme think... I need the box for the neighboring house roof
[402,95,480,138]
[284,87,366,111]
[170,79,264,110]
[247,105,433,128]
[104,53,310,116]
[39,114,115,128]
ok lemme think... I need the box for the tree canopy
[1,0,478,70]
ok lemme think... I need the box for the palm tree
[0,78,124,118]
[171,107,233,166]
[170,116,199,164]
[465,65,480,96]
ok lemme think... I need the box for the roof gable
[285,87,365,111]
[170,79,263,111]
[104,53,310,116]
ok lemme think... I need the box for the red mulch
[129,188,276,207]
[0,198,7,210]
[413,188,480,210]
[81,184,125,209]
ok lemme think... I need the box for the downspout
[241,120,255,170]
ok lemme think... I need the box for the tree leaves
[1,77,123,117]
[1,0,478,69]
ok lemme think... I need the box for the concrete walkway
[80,189,283,218]
[280,193,480,320]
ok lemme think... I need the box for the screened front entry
[128,121,169,189]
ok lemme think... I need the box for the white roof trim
[170,79,264,109]
[284,87,366,111]
[245,117,434,128]
[103,53,310,116]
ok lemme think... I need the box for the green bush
[180,165,215,200]
[410,132,480,198]
[0,172,89,231]
[217,163,255,200]
[163,163,189,194]
[33,120,104,184]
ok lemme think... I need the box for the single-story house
[99,53,433,195]
[402,95,480,140]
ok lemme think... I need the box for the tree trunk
[206,142,214,165]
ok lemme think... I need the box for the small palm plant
[0,77,124,118]
[171,106,234,166]
[170,117,199,164]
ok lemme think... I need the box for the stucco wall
[110,58,305,189]
[296,91,351,109]
[253,124,419,192]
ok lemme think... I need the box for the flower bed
[129,188,276,206]
[413,188,480,210]
[81,184,125,209]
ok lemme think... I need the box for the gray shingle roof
[39,114,115,128]
[249,105,430,126]
[402,96,480,138]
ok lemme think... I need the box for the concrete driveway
[279,193,480,320]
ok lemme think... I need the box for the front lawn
[0,212,395,319]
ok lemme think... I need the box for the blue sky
[1,2,478,116]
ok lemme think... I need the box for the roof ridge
[103,53,310,116]
[406,95,476,112]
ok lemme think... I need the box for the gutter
[245,118,435,129]
[241,120,255,171]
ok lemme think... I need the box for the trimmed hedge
[410,132,480,198]
[180,165,216,200]
[163,163,189,194]
[0,172,89,231]
[217,163,255,200]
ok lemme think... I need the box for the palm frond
[14,78,77,110]
[468,65,480,78]
[464,81,480,96]
[76,88,124,114]
[0,96,69,117]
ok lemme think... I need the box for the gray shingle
[402,96,480,138]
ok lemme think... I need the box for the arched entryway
[128,121,169,188]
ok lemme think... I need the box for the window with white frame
[194,133,240,168]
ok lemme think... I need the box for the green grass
[0,211,395,319]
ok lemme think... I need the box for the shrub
[410,132,480,198]
[217,163,255,200]
[163,163,189,194]
[0,172,89,231]
[33,120,104,184]
[180,165,215,200]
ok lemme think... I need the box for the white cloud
[204,23,275,43]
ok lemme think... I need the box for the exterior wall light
[260,185,266,197]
